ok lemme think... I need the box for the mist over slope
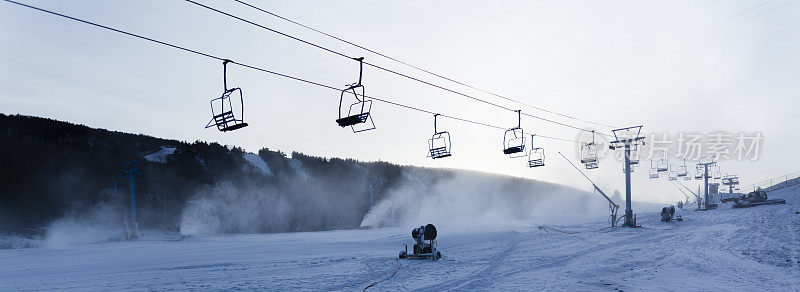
[0,114,609,242]
[360,169,607,229]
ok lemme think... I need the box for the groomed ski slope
[1,187,798,291]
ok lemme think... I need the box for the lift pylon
[609,125,645,228]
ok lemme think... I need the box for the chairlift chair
[336,57,375,133]
[527,134,545,168]
[628,144,640,166]
[650,160,659,173]
[427,114,452,159]
[206,60,249,132]
[694,166,704,180]
[677,160,688,177]
[581,130,599,170]
[503,110,525,157]
[649,168,659,179]
[656,158,669,173]
[668,168,678,181]
[677,166,688,177]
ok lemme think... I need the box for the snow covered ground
[1,187,798,291]
[143,146,176,164]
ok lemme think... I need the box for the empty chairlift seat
[503,128,525,155]
[656,159,669,172]
[628,144,640,166]
[649,168,659,179]
[677,165,688,177]
[206,60,249,132]
[427,114,452,159]
[580,130,600,170]
[527,135,544,167]
[336,57,375,133]
[528,148,545,167]
[581,142,598,169]
[503,110,526,157]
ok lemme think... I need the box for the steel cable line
[182,0,613,137]
[230,0,617,129]
[2,0,584,145]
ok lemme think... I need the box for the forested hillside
[0,114,591,237]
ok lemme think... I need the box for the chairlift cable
[231,0,617,129]
[2,0,584,144]
[182,0,613,136]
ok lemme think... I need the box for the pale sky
[1,0,798,204]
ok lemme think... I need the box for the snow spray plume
[179,162,370,235]
[360,169,612,231]
[179,182,291,234]
[44,202,126,248]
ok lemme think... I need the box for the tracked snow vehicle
[399,224,441,261]
[732,190,786,208]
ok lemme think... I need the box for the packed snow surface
[143,146,176,164]
[1,187,798,290]
[242,152,273,176]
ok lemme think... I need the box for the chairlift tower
[609,126,645,228]
[696,157,717,210]
[122,161,142,238]
[722,174,739,194]
[365,177,388,210]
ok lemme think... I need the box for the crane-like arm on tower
[558,152,619,227]
[675,180,700,201]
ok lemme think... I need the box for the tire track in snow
[412,233,526,291]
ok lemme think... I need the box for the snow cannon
[399,224,441,261]
[660,206,675,222]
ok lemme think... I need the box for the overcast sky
[1,0,798,204]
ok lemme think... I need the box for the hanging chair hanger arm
[222,59,231,91]
[354,57,364,86]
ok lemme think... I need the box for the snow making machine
[660,206,676,222]
[399,224,441,261]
